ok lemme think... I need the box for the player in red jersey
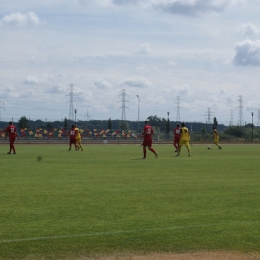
[141,121,158,159]
[5,121,20,154]
[173,123,181,153]
[67,125,78,151]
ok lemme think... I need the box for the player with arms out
[141,121,158,159]
[213,126,222,149]
[67,125,78,151]
[173,123,181,153]
[176,122,191,157]
[74,125,83,151]
[5,121,20,154]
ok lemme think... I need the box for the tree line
[0,115,226,133]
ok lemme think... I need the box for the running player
[74,125,83,151]
[213,126,222,149]
[176,122,191,157]
[173,123,181,153]
[141,121,158,159]
[5,121,20,154]
[68,125,78,151]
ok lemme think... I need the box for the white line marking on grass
[1,221,259,244]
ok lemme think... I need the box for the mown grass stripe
[1,220,259,244]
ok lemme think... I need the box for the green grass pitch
[0,143,260,259]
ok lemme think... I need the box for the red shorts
[9,137,16,145]
[174,137,180,144]
[142,139,152,147]
[70,139,76,145]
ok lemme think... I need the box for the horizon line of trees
[0,116,258,137]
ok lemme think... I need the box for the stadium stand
[0,127,144,144]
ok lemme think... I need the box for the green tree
[108,118,112,130]
[86,124,95,129]
[201,127,206,141]
[147,115,161,127]
[64,117,68,131]
[224,126,244,138]
[119,121,129,130]
[201,127,206,134]
[18,116,29,129]
[245,123,254,128]
[213,117,218,129]
[46,122,53,129]
[166,118,170,138]
[152,126,161,134]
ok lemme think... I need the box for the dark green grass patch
[0,144,260,259]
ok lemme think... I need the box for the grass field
[0,143,260,259]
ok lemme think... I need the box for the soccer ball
[208,146,210,150]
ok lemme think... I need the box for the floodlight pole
[137,95,140,133]
[75,109,77,125]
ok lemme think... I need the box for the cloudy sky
[1,0,260,126]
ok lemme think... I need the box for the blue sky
[1,0,260,125]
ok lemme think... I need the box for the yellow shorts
[179,140,189,147]
[76,138,81,144]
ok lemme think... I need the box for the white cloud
[150,0,244,16]
[178,85,192,96]
[237,23,260,37]
[77,0,113,7]
[233,39,260,66]
[146,93,166,105]
[75,89,93,102]
[168,61,177,66]
[1,86,17,98]
[0,12,40,27]
[19,89,34,98]
[165,84,192,96]
[218,89,238,106]
[94,79,113,89]
[135,43,151,55]
[244,99,259,111]
[86,0,244,16]
[23,75,49,85]
[112,0,138,5]
[92,105,110,113]
[120,76,151,88]
[45,84,66,94]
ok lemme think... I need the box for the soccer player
[74,125,83,151]
[141,121,158,159]
[176,122,191,157]
[213,126,222,149]
[5,121,20,154]
[68,125,78,151]
[173,123,181,153]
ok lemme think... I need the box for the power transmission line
[230,109,233,126]
[118,89,129,122]
[67,83,76,122]
[204,107,213,125]
[237,95,244,126]
[175,96,181,121]
[84,109,91,121]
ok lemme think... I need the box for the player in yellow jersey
[176,122,191,157]
[212,126,222,149]
[74,125,83,151]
